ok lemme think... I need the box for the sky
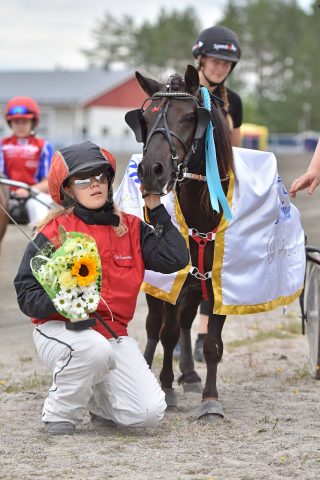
[0,0,315,71]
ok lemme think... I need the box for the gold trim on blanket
[212,169,235,314]
[213,289,303,315]
[141,191,192,304]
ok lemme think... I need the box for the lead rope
[91,312,122,343]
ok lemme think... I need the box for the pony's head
[125,65,233,196]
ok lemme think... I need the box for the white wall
[86,106,129,137]
[0,103,141,152]
[84,106,141,152]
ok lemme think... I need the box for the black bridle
[125,77,211,180]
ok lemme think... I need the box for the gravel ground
[1,273,320,479]
[1,153,320,479]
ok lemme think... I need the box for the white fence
[268,131,319,154]
[49,131,319,155]
[51,134,142,154]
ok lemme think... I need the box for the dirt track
[1,153,320,480]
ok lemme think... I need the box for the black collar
[74,202,120,226]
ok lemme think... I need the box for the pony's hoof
[182,381,202,394]
[163,388,178,410]
[196,399,224,423]
[178,371,202,393]
[199,413,223,424]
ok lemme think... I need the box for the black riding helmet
[192,25,241,71]
[48,141,116,207]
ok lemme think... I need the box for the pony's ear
[135,71,162,96]
[184,65,199,95]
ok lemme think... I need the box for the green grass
[19,356,33,364]
[152,353,164,367]
[1,372,50,393]
[227,319,300,350]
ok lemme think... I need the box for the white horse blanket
[114,148,306,315]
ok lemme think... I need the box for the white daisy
[83,292,100,312]
[69,297,87,317]
[53,294,72,311]
[59,287,78,300]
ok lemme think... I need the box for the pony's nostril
[138,163,144,179]
[152,163,164,178]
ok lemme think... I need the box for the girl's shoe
[90,413,116,428]
[44,421,75,435]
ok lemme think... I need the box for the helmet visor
[6,105,35,120]
[204,52,239,63]
[7,105,32,115]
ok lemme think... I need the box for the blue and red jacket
[0,135,53,185]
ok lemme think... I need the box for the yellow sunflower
[71,255,98,287]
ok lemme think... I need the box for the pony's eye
[181,114,196,124]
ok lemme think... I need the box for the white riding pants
[26,192,53,224]
[33,321,166,427]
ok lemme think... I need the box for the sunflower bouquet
[30,227,101,322]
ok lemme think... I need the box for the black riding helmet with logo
[192,25,241,73]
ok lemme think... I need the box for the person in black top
[192,26,243,361]
[192,24,243,145]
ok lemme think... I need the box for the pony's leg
[177,288,203,392]
[158,302,180,409]
[196,313,226,423]
[144,295,164,368]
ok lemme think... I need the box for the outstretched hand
[289,170,320,198]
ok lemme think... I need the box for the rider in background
[0,96,53,223]
[192,25,243,146]
[191,25,243,361]
[290,138,320,197]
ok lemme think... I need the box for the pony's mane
[163,74,185,92]
[200,102,234,212]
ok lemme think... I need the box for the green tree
[220,0,317,132]
[83,8,201,76]
[133,8,201,74]
[82,14,136,70]
[292,0,320,131]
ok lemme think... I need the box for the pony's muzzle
[138,161,167,195]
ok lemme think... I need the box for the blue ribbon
[201,86,232,221]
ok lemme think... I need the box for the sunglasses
[72,172,110,189]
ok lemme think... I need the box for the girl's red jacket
[14,206,189,339]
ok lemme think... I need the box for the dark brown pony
[126,65,234,422]
[0,175,9,246]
